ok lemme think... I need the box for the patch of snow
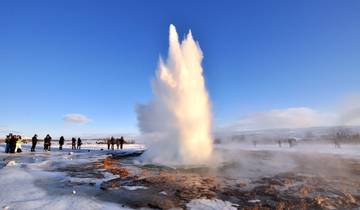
[248,199,261,203]
[187,199,238,210]
[6,160,16,167]
[159,191,167,196]
[122,186,148,191]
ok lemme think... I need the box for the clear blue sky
[1,0,360,137]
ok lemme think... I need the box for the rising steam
[137,24,213,164]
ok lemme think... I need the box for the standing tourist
[71,137,76,150]
[77,137,82,150]
[59,136,65,150]
[31,134,38,152]
[119,136,125,150]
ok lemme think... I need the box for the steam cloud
[338,94,360,125]
[137,24,213,164]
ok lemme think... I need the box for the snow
[248,199,261,203]
[159,191,167,196]
[0,143,142,210]
[0,160,129,210]
[186,199,238,210]
[121,186,148,191]
[6,160,16,167]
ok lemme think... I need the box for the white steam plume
[136,24,213,164]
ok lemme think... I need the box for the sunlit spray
[137,24,213,164]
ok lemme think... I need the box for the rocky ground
[53,150,360,210]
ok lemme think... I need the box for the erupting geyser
[137,24,213,164]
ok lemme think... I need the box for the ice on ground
[0,162,130,210]
[122,186,148,191]
[186,199,238,210]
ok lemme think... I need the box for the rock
[345,193,357,204]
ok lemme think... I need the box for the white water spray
[137,24,213,164]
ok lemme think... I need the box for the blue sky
[1,0,360,137]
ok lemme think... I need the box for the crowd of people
[4,133,23,153]
[4,133,127,153]
[107,136,125,150]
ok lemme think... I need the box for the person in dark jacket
[71,137,76,150]
[107,138,111,150]
[5,133,12,153]
[44,134,52,151]
[31,134,38,152]
[9,135,17,153]
[59,136,65,150]
[48,134,52,151]
[110,136,115,150]
[44,134,51,151]
[77,137,82,150]
[119,136,125,150]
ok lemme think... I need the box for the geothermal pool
[0,142,359,209]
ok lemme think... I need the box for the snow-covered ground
[0,144,136,210]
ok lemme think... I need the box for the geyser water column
[137,24,213,164]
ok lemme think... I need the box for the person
[71,137,76,150]
[31,134,38,152]
[9,134,17,153]
[278,140,282,148]
[119,136,125,150]
[59,136,65,150]
[107,138,111,150]
[5,133,12,153]
[44,134,52,151]
[47,134,52,151]
[44,135,49,151]
[110,136,115,150]
[288,138,295,148]
[77,137,82,150]
[15,135,22,153]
